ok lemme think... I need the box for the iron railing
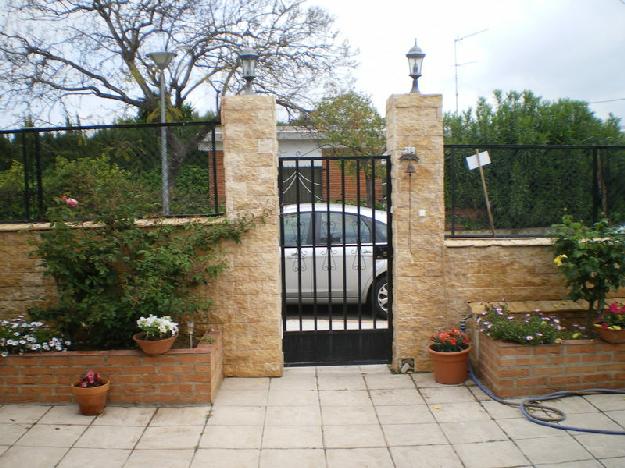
[444,144,625,238]
[0,120,222,222]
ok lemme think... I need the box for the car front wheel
[373,275,388,319]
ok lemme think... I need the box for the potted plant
[133,315,179,355]
[594,302,625,343]
[428,328,471,384]
[72,369,109,415]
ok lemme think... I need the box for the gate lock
[373,245,389,260]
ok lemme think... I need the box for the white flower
[525,336,534,341]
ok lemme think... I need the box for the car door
[282,211,313,301]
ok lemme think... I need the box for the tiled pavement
[1,365,625,467]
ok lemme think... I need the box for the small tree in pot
[552,216,625,336]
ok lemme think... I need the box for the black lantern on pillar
[239,47,259,95]
[406,40,426,93]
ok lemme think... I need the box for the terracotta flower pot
[596,327,625,344]
[71,380,110,415]
[133,333,177,355]
[428,345,471,384]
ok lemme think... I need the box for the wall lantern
[406,40,426,93]
[239,47,259,95]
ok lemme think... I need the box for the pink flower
[608,303,625,315]
[60,195,79,208]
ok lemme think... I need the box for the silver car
[281,204,389,317]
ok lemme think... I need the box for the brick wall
[0,332,222,405]
[474,333,625,397]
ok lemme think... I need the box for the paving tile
[92,406,156,426]
[584,394,625,412]
[318,374,366,391]
[191,448,259,468]
[360,365,391,374]
[124,449,194,468]
[375,404,435,424]
[262,425,323,448]
[481,400,522,419]
[364,373,415,390]
[268,389,319,406]
[213,389,268,406]
[323,424,385,448]
[535,460,603,468]
[200,425,263,449]
[270,375,317,391]
[0,446,7,456]
[382,422,447,446]
[0,446,67,468]
[547,397,598,414]
[38,405,96,425]
[266,405,321,426]
[321,405,378,425]
[284,367,316,375]
[221,377,270,391]
[0,405,50,423]
[430,402,490,422]
[560,412,624,432]
[57,448,130,468]
[412,373,467,388]
[391,445,463,468]
[75,425,144,449]
[469,386,492,401]
[515,435,593,464]
[0,423,30,445]
[496,417,570,439]
[326,448,394,468]
[150,406,210,426]
[605,410,625,427]
[601,457,625,468]
[137,425,202,449]
[16,424,86,447]
[420,386,475,404]
[454,440,529,468]
[370,388,424,406]
[319,390,372,407]
[260,448,326,468]
[317,366,363,375]
[207,406,266,426]
[574,432,625,458]
[440,420,507,444]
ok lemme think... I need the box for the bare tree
[0,0,355,122]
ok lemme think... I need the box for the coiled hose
[468,364,625,435]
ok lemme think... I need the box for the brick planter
[473,333,625,398]
[0,331,222,405]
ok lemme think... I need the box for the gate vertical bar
[592,147,599,224]
[326,159,333,332]
[295,158,303,331]
[278,158,287,337]
[211,126,219,213]
[370,157,377,329]
[34,132,44,219]
[356,159,363,329]
[311,159,318,331]
[341,159,347,330]
[450,148,456,237]
[385,154,393,345]
[21,133,30,221]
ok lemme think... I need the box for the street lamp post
[148,50,176,215]
[406,40,426,94]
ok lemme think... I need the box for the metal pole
[454,39,459,114]
[160,70,170,216]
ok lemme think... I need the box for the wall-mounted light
[406,40,426,93]
[400,149,419,253]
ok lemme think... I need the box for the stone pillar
[386,94,446,371]
[212,95,282,377]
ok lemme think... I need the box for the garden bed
[0,331,222,405]
[472,332,625,398]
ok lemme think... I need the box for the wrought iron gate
[279,155,393,365]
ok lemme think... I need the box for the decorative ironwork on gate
[279,155,393,365]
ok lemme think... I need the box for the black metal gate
[279,155,393,365]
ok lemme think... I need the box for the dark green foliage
[30,193,254,349]
[444,90,625,230]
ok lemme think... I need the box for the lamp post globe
[406,40,426,93]
[239,47,259,95]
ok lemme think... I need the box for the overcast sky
[311,0,625,125]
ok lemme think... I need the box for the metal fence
[444,144,625,238]
[0,120,221,223]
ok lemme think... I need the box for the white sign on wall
[465,151,491,171]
